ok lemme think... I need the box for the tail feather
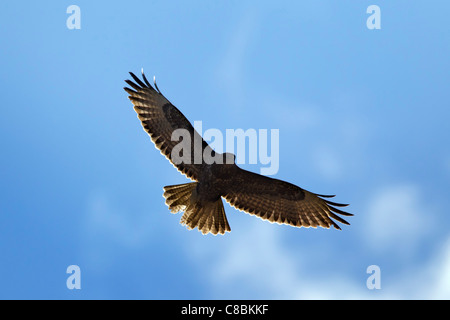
[163,183,197,213]
[163,183,231,235]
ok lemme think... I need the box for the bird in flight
[124,70,352,235]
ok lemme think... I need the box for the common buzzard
[124,70,352,235]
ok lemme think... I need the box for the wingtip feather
[153,75,161,94]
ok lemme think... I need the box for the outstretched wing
[223,168,352,230]
[124,71,213,181]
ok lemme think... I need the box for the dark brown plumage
[124,70,353,235]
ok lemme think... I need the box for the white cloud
[81,190,170,270]
[215,10,261,111]
[378,235,450,300]
[188,219,370,299]
[212,223,299,299]
[81,188,448,299]
[426,237,450,299]
[363,184,434,254]
[186,183,447,300]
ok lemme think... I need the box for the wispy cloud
[362,184,435,255]
[188,220,369,299]
[186,182,448,300]
[427,238,450,299]
[215,9,261,111]
[80,191,160,272]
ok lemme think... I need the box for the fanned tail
[163,183,197,214]
[163,183,231,235]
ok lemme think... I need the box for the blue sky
[0,1,449,299]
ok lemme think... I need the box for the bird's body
[124,71,353,235]
[196,162,230,204]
